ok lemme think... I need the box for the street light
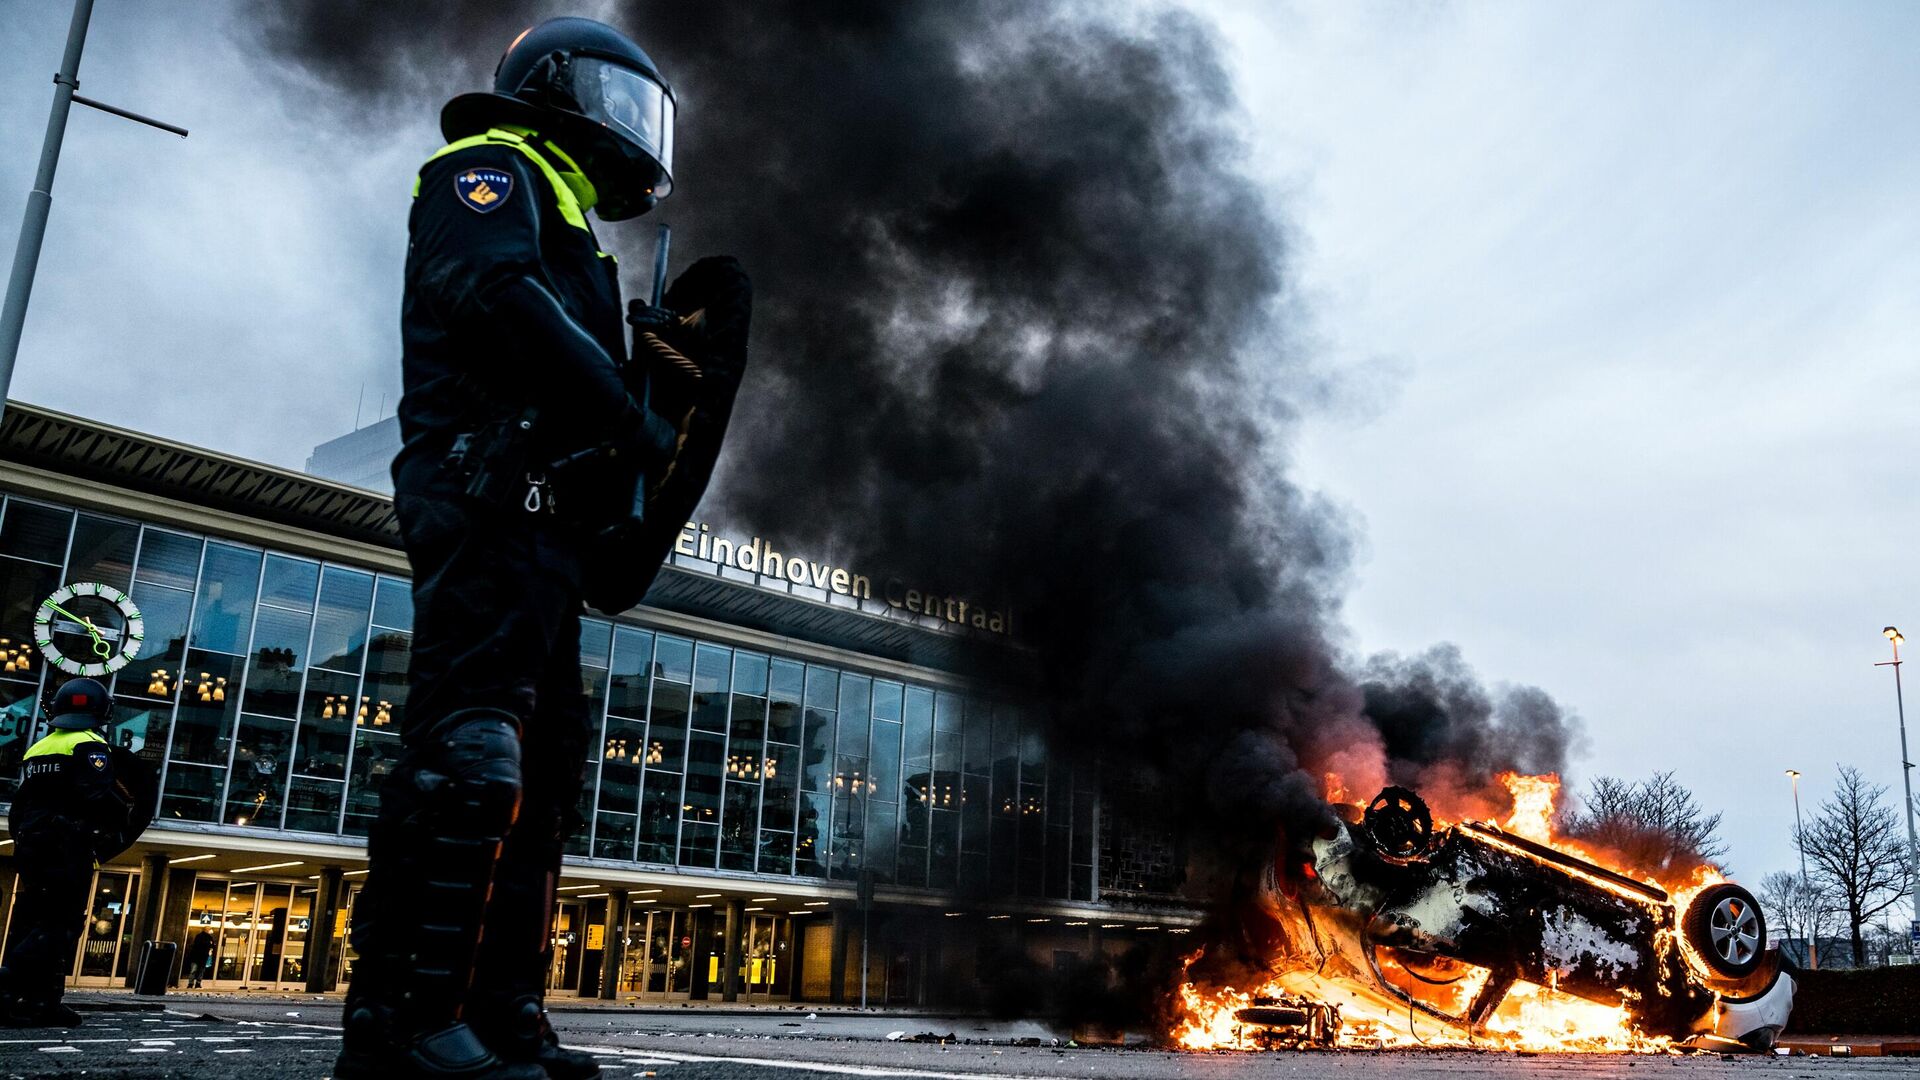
[1875,626,1920,955]
[0,0,188,422]
[1786,770,1807,879]
[1786,768,1815,968]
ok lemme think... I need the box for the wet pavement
[0,997,1911,1079]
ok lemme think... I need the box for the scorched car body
[1262,786,1795,1049]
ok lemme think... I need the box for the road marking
[0,1032,337,1048]
[592,1046,1048,1079]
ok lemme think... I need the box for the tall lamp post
[1786,769,1815,967]
[0,0,187,422]
[1876,626,1920,954]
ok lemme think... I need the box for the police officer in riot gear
[342,17,749,1080]
[0,679,137,1027]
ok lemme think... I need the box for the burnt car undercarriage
[1253,786,1794,1049]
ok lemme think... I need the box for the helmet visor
[572,57,674,194]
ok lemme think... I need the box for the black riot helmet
[47,677,112,732]
[442,16,676,221]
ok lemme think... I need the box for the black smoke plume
[251,0,1579,1014]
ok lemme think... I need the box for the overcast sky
[3,1,1917,908]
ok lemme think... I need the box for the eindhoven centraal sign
[673,521,1011,635]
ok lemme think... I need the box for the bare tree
[1798,766,1911,966]
[1862,920,1903,968]
[1564,771,1729,881]
[1757,870,1837,967]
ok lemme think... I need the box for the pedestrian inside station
[0,404,1198,1004]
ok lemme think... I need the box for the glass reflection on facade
[0,493,1096,900]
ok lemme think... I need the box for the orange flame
[1170,771,1725,1054]
[1170,951,1674,1053]
[1500,771,1559,842]
[1323,772,1352,806]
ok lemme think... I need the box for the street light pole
[1877,627,1920,954]
[1786,768,1814,968]
[0,0,186,423]
[1787,770,1808,881]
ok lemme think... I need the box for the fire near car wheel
[1682,882,1766,979]
[1235,1006,1309,1028]
[1364,786,1436,860]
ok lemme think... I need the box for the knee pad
[406,709,524,838]
[355,709,526,1028]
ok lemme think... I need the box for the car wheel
[1364,786,1436,860]
[1682,882,1766,978]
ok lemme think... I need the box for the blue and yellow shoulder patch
[455,167,513,213]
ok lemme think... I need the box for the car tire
[1682,882,1766,979]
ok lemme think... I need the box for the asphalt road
[0,1000,1911,1080]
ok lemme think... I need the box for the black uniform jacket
[11,730,128,846]
[394,132,631,493]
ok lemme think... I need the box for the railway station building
[0,402,1197,1003]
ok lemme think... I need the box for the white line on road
[591,1046,1052,1080]
[0,1033,337,1047]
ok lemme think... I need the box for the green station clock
[34,581,145,678]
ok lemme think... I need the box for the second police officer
[0,678,147,1028]
[341,16,750,1080]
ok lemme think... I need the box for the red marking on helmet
[72,693,88,706]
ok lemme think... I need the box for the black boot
[336,996,546,1080]
[472,992,600,1080]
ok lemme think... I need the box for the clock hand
[82,616,113,659]
[44,600,112,657]
[43,599,91,627]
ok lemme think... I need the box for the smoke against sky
[1,1,1916,892]
[248,0,1584,885]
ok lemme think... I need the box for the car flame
[1170,772,1752,1054]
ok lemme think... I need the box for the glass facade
[0,493,1097,901]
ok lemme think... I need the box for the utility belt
[440,407,540,513]
[439,408,639,524]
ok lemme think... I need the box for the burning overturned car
[1177,778,1794,1052]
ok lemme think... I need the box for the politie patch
[455,167,513,213]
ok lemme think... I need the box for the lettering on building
[674,521,1011,636]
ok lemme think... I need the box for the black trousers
[355,479,594,1022]
[2,829,91,1006]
